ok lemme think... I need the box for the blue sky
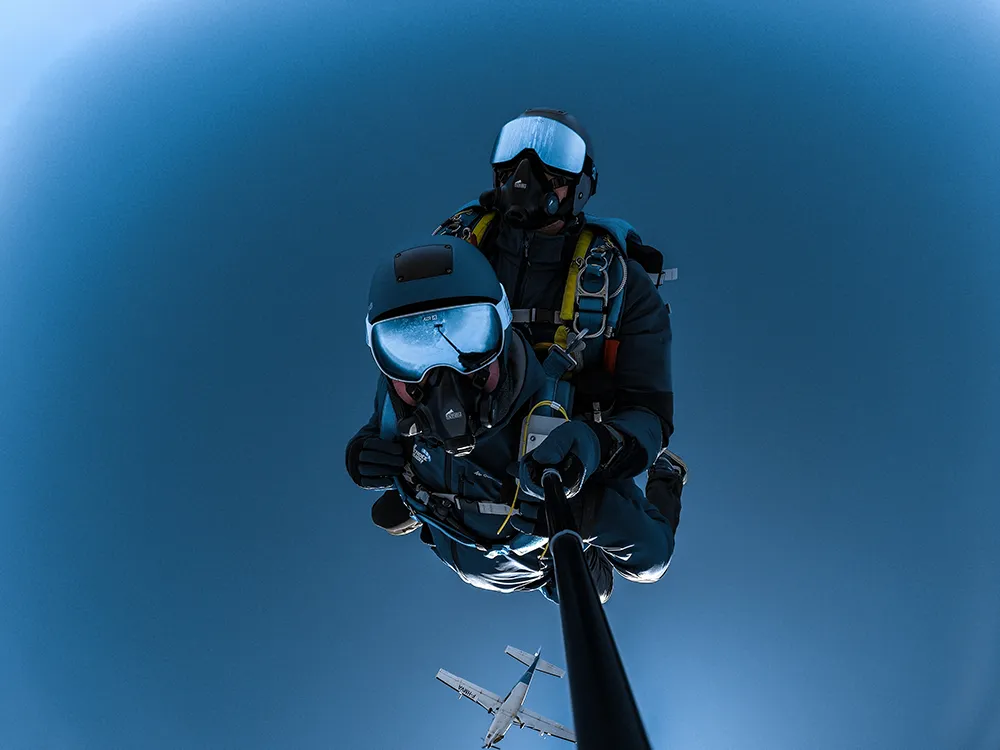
[1,1,998,748]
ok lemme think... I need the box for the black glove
[516,420,600,500]
[509,420,625,537]
[345,436,406,490]
[506,462,563,538]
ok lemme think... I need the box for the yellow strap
[472,211,497,245]
[553,326,569,349]
[561,229,593,321]
[552,229,594,349]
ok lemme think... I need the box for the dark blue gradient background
[1,1,998,748]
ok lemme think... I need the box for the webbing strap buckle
[543,341,580,379]
[576,270,610,299]
[512,308,561,324]
[573,255,610,339]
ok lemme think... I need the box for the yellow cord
[495,401,569,535]
[495,485,522,536]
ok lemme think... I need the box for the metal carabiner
[572,311,607,339]
[573,256,610,338]
[585,247,613,273]
[576,267,610,299]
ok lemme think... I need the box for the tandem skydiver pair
[345,109,687,603]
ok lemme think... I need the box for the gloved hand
[345,436,406,490]
[516,419,602,501]
[507,469,549,537]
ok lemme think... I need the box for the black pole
[542,469,653,750]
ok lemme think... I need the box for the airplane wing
[435,669,504,714]
[516,706,577,743]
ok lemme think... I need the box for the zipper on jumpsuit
[512,231,533,305]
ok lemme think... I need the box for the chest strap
[469,212,628,369]
[413,486,517,518]
[398,462,545,556]
[511,308,563,324]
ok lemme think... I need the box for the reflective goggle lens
[369,303,506,383]
[491,116,587,175]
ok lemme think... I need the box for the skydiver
[434,108,686,544]
[345,238,684,603]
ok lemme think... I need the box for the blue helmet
[366,237,513,384]
[365,237,515,456]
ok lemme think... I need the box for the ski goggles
[490,116,588,176]
[366,291,513,384]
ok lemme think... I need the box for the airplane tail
[505,646,566,678]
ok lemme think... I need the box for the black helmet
[486,108,599,225]
[520,108,596,168]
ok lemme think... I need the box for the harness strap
[511,308,563,324]
[550,229,593,351]
[397,453,544,554]
[561,229,592,323]
[408,482,518,518]
[471,210,498,247]
[432,207,498,251]
[551,227,633,370]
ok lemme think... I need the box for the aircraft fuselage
[482,653,539,747]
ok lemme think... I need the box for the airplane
[436,645,577,748]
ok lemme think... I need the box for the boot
[647,448,687,532]
[371,490,421,536]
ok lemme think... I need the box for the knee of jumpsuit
[583,479,675,584]
[435,536,548,595]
